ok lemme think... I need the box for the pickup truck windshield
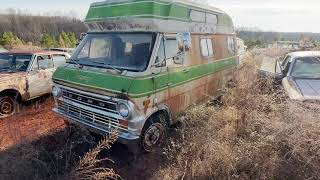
[0,54,32,72]
[291,57,320,78]
[72,33,156,72]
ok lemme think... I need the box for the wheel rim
[0,97,15,116]
[143,123,165,152]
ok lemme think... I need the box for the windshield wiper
[92,61,123,73]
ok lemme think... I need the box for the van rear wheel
[0,95,17,119]
[141,113,168,152]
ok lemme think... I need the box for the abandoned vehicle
[260,51,320,101]
[52,0,238,152]
[0,50,70,118]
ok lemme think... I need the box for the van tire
[141,113,168,152]
[0,95,17,119]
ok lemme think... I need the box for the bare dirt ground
[0,98,65,151]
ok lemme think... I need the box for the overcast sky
[0,0,319,33]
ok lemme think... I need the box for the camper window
[190,10,206,22]
[206,13,218,24]
[200,38,214,57]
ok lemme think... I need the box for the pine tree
[58,34,66,48]
[0,32,16,46]
[67,32,77,48]
[40,33,55,48]
[61,31,72,48]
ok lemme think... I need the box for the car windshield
[291,57,320,78]
[0,54,33,72]
[71,33,156,72]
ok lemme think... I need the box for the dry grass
[69,133,120,180]
[152,53,320,180]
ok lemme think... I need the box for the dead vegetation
[152,53,320,180]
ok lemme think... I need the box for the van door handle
[183,69,190,73]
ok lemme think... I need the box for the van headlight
[118,103,130,118]
[52,86,62,97]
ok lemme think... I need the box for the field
[0,50,320,180]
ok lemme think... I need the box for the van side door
[164,36,188,114]
[27,54,54,98]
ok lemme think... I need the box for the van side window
[165,39,178,59]
[200,38,214,57]
[53,54,67,67]
[156,39,165,64]
[227,37,236,53]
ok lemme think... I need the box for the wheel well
[145,109,171,127]
[0,89,22,102]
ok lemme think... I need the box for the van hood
[53,67,154,98]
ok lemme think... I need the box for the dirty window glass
[200,38,214,57]
[206,13,218,24]
[155,39,165,65]
[200,39,209,56]
[190,10,206,22]
[207,39,214,56]
[53,55,66,67]
[165,39,178,59]
[37,55,53,70]
[0,54,32,72]
[227,37,236,53]
[291,57,320,77]
[73,33,156,72]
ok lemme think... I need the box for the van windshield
[71,33,156,72]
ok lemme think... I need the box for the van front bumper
[53,108,141,147]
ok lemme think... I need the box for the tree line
[0,12,87,49]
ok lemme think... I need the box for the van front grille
[57,100,128,132]
[61,88,118,113]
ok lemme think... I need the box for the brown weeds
[154,53,320,180]
[69,132,120,180]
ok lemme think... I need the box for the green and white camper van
[52,0,238,152]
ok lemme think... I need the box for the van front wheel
[141,113,167,152]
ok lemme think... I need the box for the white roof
[288,51,320,58]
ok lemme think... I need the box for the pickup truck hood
[295,78,320,100]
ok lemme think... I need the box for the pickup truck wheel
[0,95,17,118]
[141,113,168,152]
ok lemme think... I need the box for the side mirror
[173,52,184,65]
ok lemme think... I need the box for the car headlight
[118,103,130,118]
[52,86,62,97]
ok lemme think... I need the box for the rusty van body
[52,0,238,152]
[0,50,70,118]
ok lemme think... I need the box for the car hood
[294,78,320,99]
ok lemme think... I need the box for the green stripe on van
[85,1,190,22]
[53,57,237,98]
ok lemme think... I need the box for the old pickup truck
[259,51,320,101]
[0,50,70,118]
